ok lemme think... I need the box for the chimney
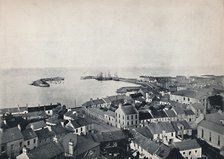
[22,147,27,153]
[68,141,74,156]
[3,120,7,125]
[118,103,122,108]
[53,136,58,143]
[17,124,21,130]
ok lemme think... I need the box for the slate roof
[0,127,23,144]
[164,109,177,118]
[70,118,90,129]
[172,90,197,98]
[173,107,185,115]
[133,127,153,139]
[199,120,224,135]
[148,122,175,134]
[133,132,160,154]
[190,103,205,111]
[184,109,195,116]
[46,117,63,125]
[155,143,171,159]
[0,106,27,115]
[92,130,126,142]
[76,135,100,157]
[22,129,37,140]
[120,104,138,115]
[22,111,48,118]
[50,124,66,136]
[104,110,115,117]
[26,120,47,130]
[139,110,153,120]
[171,120,191,132]
[35,128,55,140]
[205,111,224,125]
[173,139,201,151]
[26,141,64,159]
[151,110,168,118]
[28,103,60,112]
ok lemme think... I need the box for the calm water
[0,67,143,108]
[1,67,220,108]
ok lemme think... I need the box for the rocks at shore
[30,77,64,87]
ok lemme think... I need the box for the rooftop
[184,109,195,116]
[22,128,37,140]
[199,120,224,135]
[25,141,64,159]
[139,110,153,120]
[148,122,175,134]
[164,109,177,118]
[133,131,160,154]
[132,127,153,139]
[118,104,138,115]
[26,120,47,130]
[171,120,191,132]
[172,90,197,98]
[92,130,126,142]
[0,127,23,144]
[173,139,201,151]
[35,128,55,140]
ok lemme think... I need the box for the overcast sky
[0,0,223,73]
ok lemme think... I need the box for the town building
[35,128,55,146]
[26,120,47,131]
[65,118,93,135]
[170,90,199,104]
[188,103,206,117]
[148,122,176,144]
[62,133,100,159]
[115,103,139,129]
[0,127,24,158]
[104,110,116,127]
[21,129,38,150]
[90,130,128,157]
[130,131,171,159]
[197,111,224,150]
[173,139,202,159]
[27,103,61,116]
[16,141,64,159]
[171,120,192,139]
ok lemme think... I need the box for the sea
[0,67,220,108]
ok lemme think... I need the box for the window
[27,140,30,145]
[11,144,14,150]
[171,133,173,137]
[188,98,190,101]
[33,139,36,143]
[1,146,5,152]
[183,152,185,154]
[20,142,22,147]
[195,150,197,153]
[218,136,220,146]
[189,151,191,155]
[127,116,129,120]
[135,114,137,118]
[183,97,185,101]
[131,115,133,120]
[201,129,204,138]
[209,132,211,142]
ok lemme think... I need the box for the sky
[0,0,224,74]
